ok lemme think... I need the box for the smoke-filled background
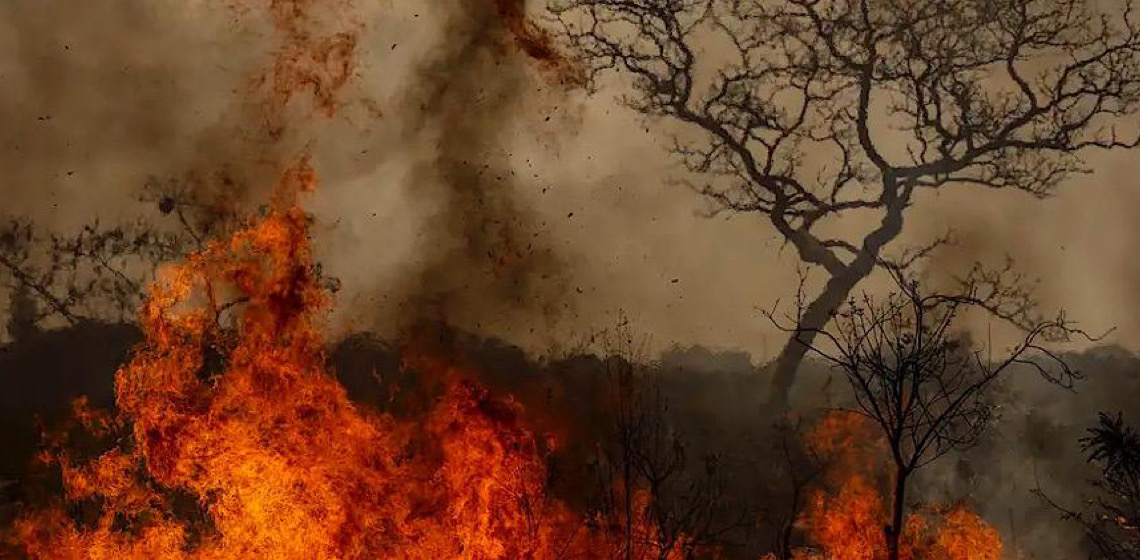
[4,0,1140,353]
[2,1,1140,558]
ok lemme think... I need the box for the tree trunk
[766,269,870,411]
[766,177,908,412]
[887,467,909,560]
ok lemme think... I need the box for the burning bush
[13,164,613,559]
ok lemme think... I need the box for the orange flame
[10,180,1001,560]
[9,187,1004,560]
[784,413,1004,560]
[13,161,617,559]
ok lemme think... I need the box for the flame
[492,0,585,86]
[2,6,1000,555]
[3,2,685,556]
[7,194,1002,560]
[924,506,1003,560]
[8,177,1001,560]
[799,477,887,560]
[13,161,615,559]
[784,413,1004,560]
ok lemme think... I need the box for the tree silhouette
[0,217,185,326]
[587,321,744,559]
[768,271,1086,560]
[0,179,237,330]
[1081,413,1140,559]
[551,0,1140,408]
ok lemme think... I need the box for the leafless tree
[765,418,828,560]
[0,217,186,327]
[588,324,743,559]
[550,0,1140,408]
[767,271,1089,560]
[0,179,239,330]
[592,362,742,559]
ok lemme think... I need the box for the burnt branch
[0,214,192,327]
[768,270,1089,470]
[587,321,746,558]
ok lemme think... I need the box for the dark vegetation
[2,285,1140,558]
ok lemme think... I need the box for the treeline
[2,310,1139,558]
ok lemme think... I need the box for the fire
[3,5,1005,556]
[785,413,1004,560]
[13,162,609,559]
[492,0,585,86]
[4,2,664,556]
[6,189,1006,559]
[921,506,1004,560]
[800,477,887,560]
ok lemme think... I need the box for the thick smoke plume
[382,0,584,342]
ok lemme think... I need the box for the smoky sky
[0,1,282,225]
[1,0,1139,362]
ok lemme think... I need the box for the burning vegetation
[5,0,1140,559]
[7,166,1009,559]
[14,165,596,559]
[781,413,1004,560]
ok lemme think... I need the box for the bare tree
[550,0,1140,408]
[0,217,186,327]
[0,179,238,330]
[765,418,828,560]
[587,322,743,559]
[591,360,742,559]
[768,271,1087,560]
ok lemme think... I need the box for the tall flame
[10,189,1009,559]
[13,162,609,559]
[9,177,1009,560]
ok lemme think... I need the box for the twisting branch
[0,194,211,328]
[551,0,1140,408]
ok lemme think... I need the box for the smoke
[3,2,1139,554]
[4,0,1140,362]
[782,345,1140,559]
[906,346,1140,559]
[313,0,586,345]
[0,1,258,226]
